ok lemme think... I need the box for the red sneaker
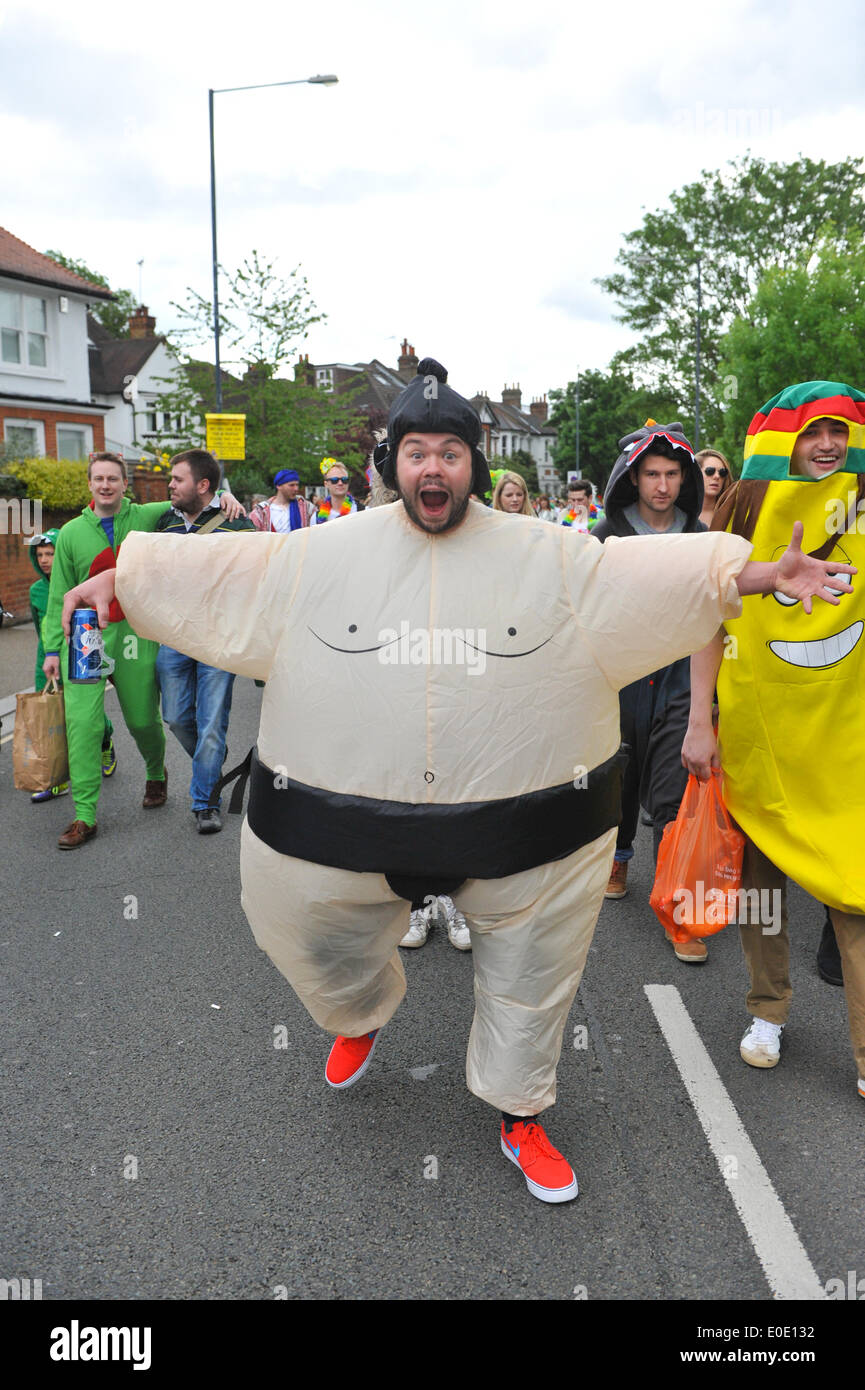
[325,1030,380,1090]
[500,1119,579,1203]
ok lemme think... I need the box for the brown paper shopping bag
[12,678,69,791]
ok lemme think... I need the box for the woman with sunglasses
[311,457,358,524]
[696,449,734,529]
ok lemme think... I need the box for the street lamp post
[208,73,338,412]
[574,371,580,479]
[694,254,702,450]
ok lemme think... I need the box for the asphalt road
[1,666,863,1308]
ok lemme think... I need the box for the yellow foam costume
[718,382,865,915]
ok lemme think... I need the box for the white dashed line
[644,983,826,1301]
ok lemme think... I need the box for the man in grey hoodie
[592,421,709,962]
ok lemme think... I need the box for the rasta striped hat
[743,381,865,479]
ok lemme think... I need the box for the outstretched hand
[62,569,117,637]
[774,522,857,614]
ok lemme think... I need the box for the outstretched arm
[735,521,856,612]
[63,531,300,682]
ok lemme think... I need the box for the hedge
[3,458,92,509]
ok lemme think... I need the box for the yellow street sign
[205,413,246,460]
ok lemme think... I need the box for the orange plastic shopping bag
[649,770,745,942]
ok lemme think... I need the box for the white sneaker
[440,896,471,952]
[740,1017,784,1068]
[400,906,432,949]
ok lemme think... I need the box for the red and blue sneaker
[500,1118,579,1203]
[325,1030,380,1090]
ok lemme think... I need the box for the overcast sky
[2,0,864,407]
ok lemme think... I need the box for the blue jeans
[156,646,235,810]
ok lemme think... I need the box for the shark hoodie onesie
[592,422,706,861]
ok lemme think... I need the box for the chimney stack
[397,337,419,381]
[294,352,314,385]
[501,383,522,411]
[128,305,156,339]
[529,394,548,423]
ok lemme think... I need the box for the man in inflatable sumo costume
[684,382,865,1096]
[62,361,855,1203]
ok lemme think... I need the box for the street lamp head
[308,73,339,85]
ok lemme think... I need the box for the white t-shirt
[269,503,292,534]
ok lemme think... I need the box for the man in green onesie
[42,451,241,849]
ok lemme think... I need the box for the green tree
[43,250,137,337]
[493,449,537,488]
[548,368,680,490]
[163,251,364,491]
[717,235,865,459]
[597,155,865,440]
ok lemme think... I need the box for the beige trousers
[738,837,865,1081]
[240,821,616,1114]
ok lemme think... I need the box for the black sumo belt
[212,746,624,908]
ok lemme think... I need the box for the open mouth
[768,621,863,668]
[419,487,450,517]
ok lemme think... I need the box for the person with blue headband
[250,469,314,533]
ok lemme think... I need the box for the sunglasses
[703,466,728,478]
[326,476,349,484]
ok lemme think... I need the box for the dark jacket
[592,422,707,825]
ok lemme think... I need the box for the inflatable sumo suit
[714,381,865,1077]
[114,361,752,1114]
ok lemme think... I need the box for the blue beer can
[69,608,103,683]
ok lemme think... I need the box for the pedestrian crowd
[17,358,864,1206]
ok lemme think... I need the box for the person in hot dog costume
[62,360,854,1203]
[684,381,865,1094]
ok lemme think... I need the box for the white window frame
[3,417,46,456]
[0,288,53,374]
[55,422,93,459]
[316,367,334,393]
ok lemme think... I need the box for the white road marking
[644,983,826,1300]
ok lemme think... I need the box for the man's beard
[399,482,472,534]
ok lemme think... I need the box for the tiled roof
[470,394,548,437]
[89,338,161,395]
[0,228,115,299]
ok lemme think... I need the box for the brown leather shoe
[143,768,168,809]
[604,859,628,899]
[58,819,97,850]
[665,929,708,964]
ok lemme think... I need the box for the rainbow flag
[742,380,865,479]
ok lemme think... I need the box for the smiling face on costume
[395,433,473,534]
[789,417,849,479]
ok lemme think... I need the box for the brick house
[0,227,112,460]
[89,305,196,463]
[471,386,558,490]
